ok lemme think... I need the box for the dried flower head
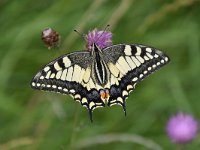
[166,112,198,144]
[41,28,60,49]
[85,29,112,51]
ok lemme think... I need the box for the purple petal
[166,112,198,144]
[85,29,112,51]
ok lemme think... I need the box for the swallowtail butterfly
[31,31,170,121]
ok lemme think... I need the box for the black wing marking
[30,51,105,121]
[102,44,170,113]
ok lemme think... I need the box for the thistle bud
[41,28,60,49]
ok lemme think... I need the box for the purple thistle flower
[85,29,112,51]
[166,112,198,144]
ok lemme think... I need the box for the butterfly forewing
[102,44,170,109]
[31,51,106,120]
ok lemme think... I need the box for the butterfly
[31,30,170,122]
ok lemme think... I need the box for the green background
[0,0,200,149]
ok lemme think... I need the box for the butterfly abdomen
[93,44,109,86]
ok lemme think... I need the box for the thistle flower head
[166,112,198,144]
[41,28,60,49]
[85,29,112,51]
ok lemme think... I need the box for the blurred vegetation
[0,0,200,149]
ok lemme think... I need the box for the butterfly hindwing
[102,44,170,110]
[31,51,105,121]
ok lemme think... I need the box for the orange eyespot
[100,90,106,99]
[100,89,110,102]
[105,89,110,98]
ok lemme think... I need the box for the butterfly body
[31,43,170,121]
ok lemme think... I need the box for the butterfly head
[93,42,102,52]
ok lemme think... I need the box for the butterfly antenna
[74,29,85,39]
[96,24,110,43]
[104,24,110,31]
